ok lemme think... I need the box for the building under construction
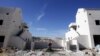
[0,7,32,49]
[65,8,100,50]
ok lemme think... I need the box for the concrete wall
[0,7,32,49]
[34,39,64,49]
[20,30,32,41]
[52,38,66,49]
[77,35,89,49]
[76,8,100,49]
[87,10,100,48]
[0,7,23,48]
[0,7,22,36]
[76,8,93,48]
[9,36,26,50]
[65,28,79,41]
[76,8,90,35]
[65,8,100,50]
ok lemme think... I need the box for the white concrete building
[0,7,32,49]
[65,23,79,51]
[65,8,100,50]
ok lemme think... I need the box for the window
[0,20,3,25]
[93,35,100,46]
[0,36,5,42]
[6,13,9,15]
[13,21,15,22]
[95,20,100,25]
[19,26,21,29]
[89,13,91,15]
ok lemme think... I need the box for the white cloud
[37,13,45,21]
[36,28,47,31]
[36,4,47,21]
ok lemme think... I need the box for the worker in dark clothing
[46,42,53,52]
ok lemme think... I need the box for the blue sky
[0,0,100,37]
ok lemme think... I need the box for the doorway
[93,35,100,46]
[0,36,5,47]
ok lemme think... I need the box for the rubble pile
[0,48,100,56]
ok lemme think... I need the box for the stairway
[16,29,24,36]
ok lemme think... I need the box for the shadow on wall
[24,39,31,50]
[79,43,86,50]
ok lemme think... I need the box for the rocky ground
[0,49,100,56]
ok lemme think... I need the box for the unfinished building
[65,8,100,50]
[0,7,32,49]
